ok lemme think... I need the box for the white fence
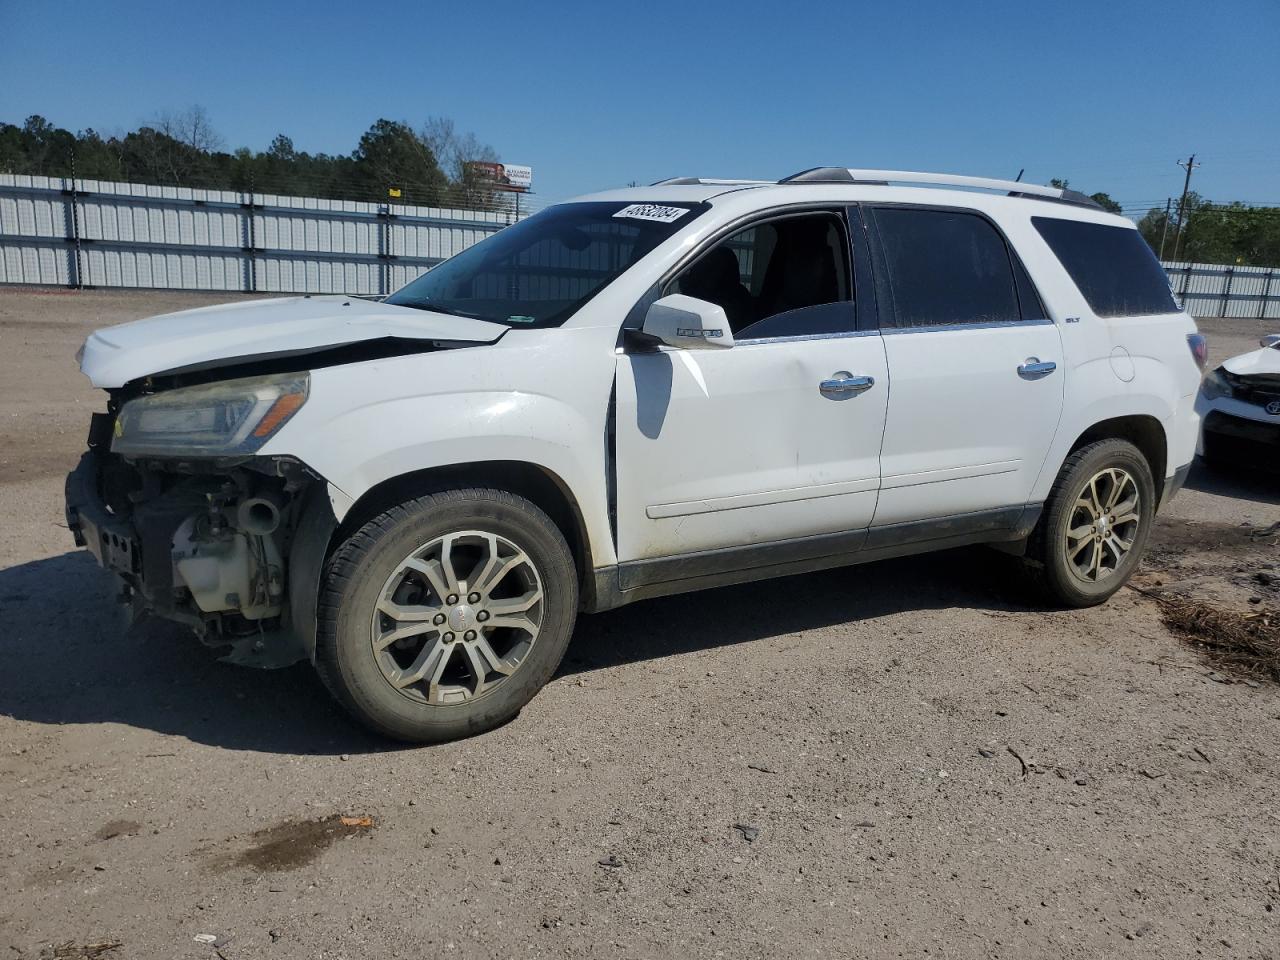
[3,172,1279,319]
[0,173,520,295]
[1161,260,1280,320]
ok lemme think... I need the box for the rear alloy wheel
[1062,467,1142,585]
[316,489,578,742]
[1023,439,1155,607]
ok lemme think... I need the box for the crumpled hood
[1222,342,1280,379]
[77,295,508,388]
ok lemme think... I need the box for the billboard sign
[467,161,533,192]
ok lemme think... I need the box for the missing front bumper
[64,449,324,669]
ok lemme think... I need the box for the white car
[1197,333,1280,467]
[66,168,1205,742]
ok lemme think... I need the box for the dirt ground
[1,288,1278,960]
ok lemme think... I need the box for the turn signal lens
[253,391,307,438]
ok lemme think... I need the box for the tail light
[1187,333,1208,370]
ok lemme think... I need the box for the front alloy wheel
[372,531,544,706]
[316,488,578,742]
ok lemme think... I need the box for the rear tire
[315,488,578,743]
[1022,439,1155,607]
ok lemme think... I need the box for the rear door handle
[1017,358,1057,379]
[819,373,875,399]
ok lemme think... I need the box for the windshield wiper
[394,298,489,321]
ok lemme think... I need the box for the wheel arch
[333,460,595,589]
[1065,414,1167,499]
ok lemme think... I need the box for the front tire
[1022,439,1155,607]
[315,488,578,742]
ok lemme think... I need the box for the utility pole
[1158,197,1172,260]
[1172,154,1200,261]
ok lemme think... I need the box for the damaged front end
[64,373,334,668]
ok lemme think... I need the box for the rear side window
[870,208,1021,328]
[1032,217,1177,317]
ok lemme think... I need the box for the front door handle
[1017,358,1057,379]
[819,373,875,400]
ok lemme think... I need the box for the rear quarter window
[1032,217,1177,317]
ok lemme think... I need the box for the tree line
[1047,178,1280,268]
[0,108,509,209]
[1135,195,1280,267]
[3,112,1278,266]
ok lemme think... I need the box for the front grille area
[1225,372,1280,410]
[1203,410,1280,469]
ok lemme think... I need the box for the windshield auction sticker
[612,203,689,224]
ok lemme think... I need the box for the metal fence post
[241,179,259,293]
[63,156,83,289]
[1219,266,1234,318]
[1261,269,1276,321]
[377,202,393,296]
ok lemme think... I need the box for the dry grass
[1157,595,1280,683]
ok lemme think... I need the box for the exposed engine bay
[66,401,325,668]
[66,318,501,669]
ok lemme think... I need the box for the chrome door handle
[1017,358,1057,379]
[819,373,875,399]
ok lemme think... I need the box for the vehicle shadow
[560,546,1025,676]
[0,546,1031,756]
[1183,458,1280,506]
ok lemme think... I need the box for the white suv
[66,168,1205,741]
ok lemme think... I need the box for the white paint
[73,172,1205,588]
[614,336,889,559]
[78,295,506,389]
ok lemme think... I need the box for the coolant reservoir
[171,516,283,620]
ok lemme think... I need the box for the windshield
[385,201,706,328]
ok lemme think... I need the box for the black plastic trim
[1009,188,1104,211]
[290,483,339,662]
[780,167,856,183]
[1202,411,1280,445]
[846,204,880,332]
[1160,462,1193,507]
[587,503,1041,612]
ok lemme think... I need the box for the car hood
[77,295,509,388]
[1222,343,1280,379]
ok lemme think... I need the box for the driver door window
[668,212,854,340]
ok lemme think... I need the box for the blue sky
[1,0,1277,215]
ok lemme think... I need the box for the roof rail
[778,167,1103,210]
[650,176,772,186]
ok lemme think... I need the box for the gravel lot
[1,288,1278,959]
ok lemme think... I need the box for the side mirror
[1261,334,1280,349]
[641,294,735,350]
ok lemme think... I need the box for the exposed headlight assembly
[1199,366,1235,401]
[112,372,309,457]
